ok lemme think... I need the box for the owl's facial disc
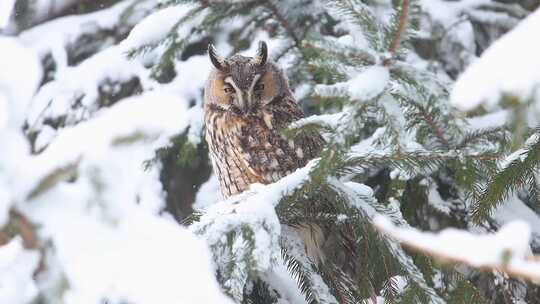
[224,74,262,114]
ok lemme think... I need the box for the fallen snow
[451,7,540,111]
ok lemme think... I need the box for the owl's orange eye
[254,83,265,91]
[224,86,234,93]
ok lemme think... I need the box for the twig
[457,127,505,149]
[274,43,296,62]
[383,0,409,67]
[10,210,39,249]
[417,107,450,147]
[0,231,9,246]
[265,2,302,48]
[26,161,79,200]
[10,209,48,277]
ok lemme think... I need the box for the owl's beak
[233,90,255,114]
[237,90,251,114]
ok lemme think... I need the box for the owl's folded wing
[230,96,324,184]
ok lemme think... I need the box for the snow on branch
[314,65,390,101]
[19,92,191,201]
[191,160,318,300]
[19,0,147,60]
[0,237,39,303]
[451,7,540,111]
[374,216,540,282]
[22,1,155,135]
[3,91,233,303]
[0,0,15,29]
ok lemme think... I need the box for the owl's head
[204,41,290,115]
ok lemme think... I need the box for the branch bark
[383,0,409,67]
[417,106,450,147]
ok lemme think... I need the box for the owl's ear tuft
[208,43,228,71]
[253,41,268,66]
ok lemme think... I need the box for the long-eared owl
[203,41,323,199]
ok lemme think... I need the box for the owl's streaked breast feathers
[204,41,323,198]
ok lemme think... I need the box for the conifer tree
[1,0,539,303]
[132,0,535,302]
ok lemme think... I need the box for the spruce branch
[328,0,380,50]
[330,181,444,303]
[319,263,366,304]
[383,0,409,67]
[341,150,498,178]
[405,100,450,148]
[281,249,318,304]
[456,127,508,150]
[264,1,302,47]
[419,111,449,147]
[472,134,540,222]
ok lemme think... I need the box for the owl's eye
[224,86,235,93]
[254,83,265,91]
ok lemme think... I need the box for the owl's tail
[291,223,326,265]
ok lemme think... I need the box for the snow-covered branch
[191,160,318,301]
[375,216,540,282]
[451,7,540,112]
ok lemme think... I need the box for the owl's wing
[229,95,324,184]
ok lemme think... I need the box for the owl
[203,41,324,199]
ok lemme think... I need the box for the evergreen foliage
[2,0,540,303]
[132,0,520,302]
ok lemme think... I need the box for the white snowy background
[1,0,540,303]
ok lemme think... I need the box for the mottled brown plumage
[203,42,327,263]
[203,42,323,198]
